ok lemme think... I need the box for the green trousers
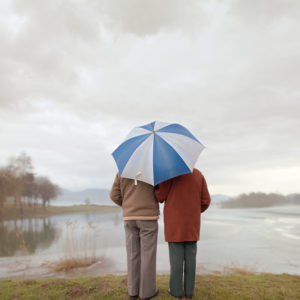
[168,241,197,298]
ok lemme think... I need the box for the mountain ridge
[55,188,230,206]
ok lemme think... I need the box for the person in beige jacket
[110,173,159,300]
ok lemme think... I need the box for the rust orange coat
[155,169,211,242]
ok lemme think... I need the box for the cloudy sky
[0,0,299,196]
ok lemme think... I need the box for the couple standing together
[110,168,211,300]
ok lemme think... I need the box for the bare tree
[35,176,61,209]
[0,167,12,215]
[23,173,35,207]
[31,180,40,209]
[8,152,34,213]
[0,153,63,215]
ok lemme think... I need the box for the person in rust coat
[155,168,211,299]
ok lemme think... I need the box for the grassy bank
[0,273,299,300]
[0,202,121,221]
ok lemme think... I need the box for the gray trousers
[124,220,158,298]
[168,241,197,297]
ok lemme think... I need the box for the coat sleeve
[110,173,123,206]
[201,176,211,213]
[155,179,172,203]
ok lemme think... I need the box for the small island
[221,192,300,208]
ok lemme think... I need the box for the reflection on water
[0,218,57,257]
[0,206,299,279]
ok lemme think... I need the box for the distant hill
[54,188,112,206]
[55,189,300,208]
[211,194,230,205]
[54,189,231,207]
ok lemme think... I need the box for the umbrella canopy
[112,121,205,185]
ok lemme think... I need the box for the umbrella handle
[134,171,142,185]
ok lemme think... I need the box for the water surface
[0,205,299,279]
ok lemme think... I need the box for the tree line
[0,153,61,215]
[221,192,300,208]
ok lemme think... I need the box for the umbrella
[112,120,205,185]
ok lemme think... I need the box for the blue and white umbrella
[112,121,205,185]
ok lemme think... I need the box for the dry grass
[15,228,29,255]
[222,262,259,275]
[45,220,101,272]
[49,257,98,272]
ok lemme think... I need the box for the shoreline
[0,204,121,221]
[1,256,299,281]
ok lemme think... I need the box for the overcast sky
[0,0,299,196]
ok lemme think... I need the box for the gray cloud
[0,0,300,195]
[230,0,300,21]
[89,0,205,36]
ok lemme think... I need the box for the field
[0,273,299,300]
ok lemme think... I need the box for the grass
[0,273,299,300]
[0,202,121,221]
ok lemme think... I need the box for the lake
[0,205,299,279]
